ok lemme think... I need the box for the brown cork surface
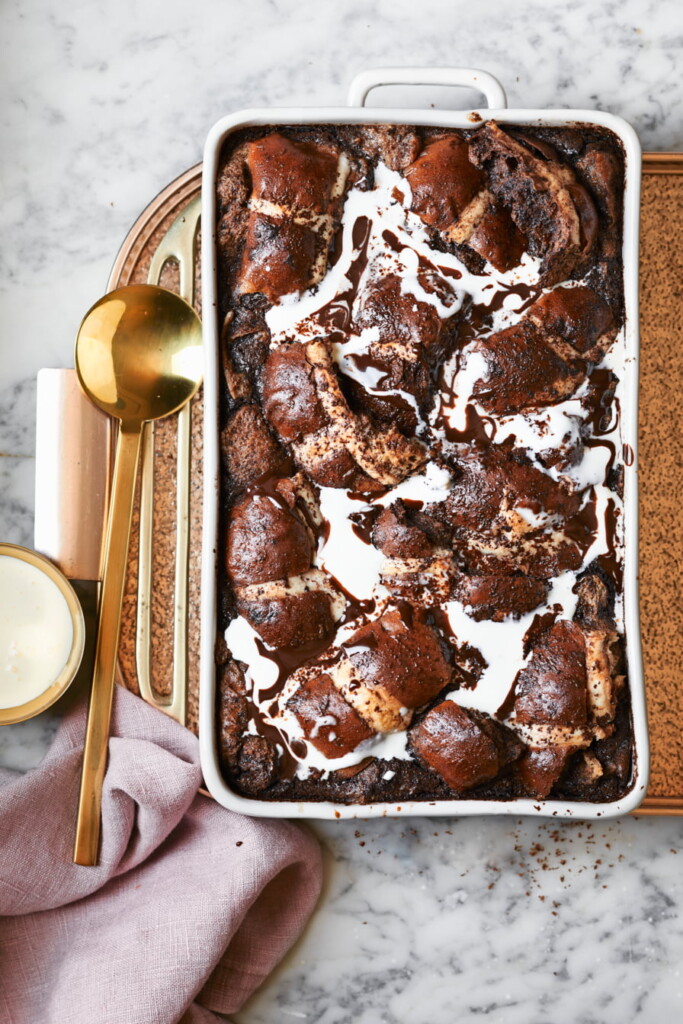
[111,157,683,812]
[109,167,203,734]
[638,164,683,809]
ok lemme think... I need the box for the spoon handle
[74,424,142,866]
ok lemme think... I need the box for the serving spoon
[73,284,203,866]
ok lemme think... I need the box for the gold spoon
[73,284,203,866]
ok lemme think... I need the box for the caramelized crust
[575,574,625,727]
[375,481,561,619]
[237,735,279,792]
[287,672,375,757]
[516,746,572,799]
[246,133,341,213]
[473,320,585,415]
[576,143,623,261]
[406,137,484,232]
[436,445,584,579]
[344,606,451,709]
[353,274,450,397]
[285,606,453,740]
[405,135,526,272]
[236,134,346,302]
[469,123,598,285]
[378,551,548,621]
[227,491,314,586]
[237,584,338,649]
[379,552,461,606]
[411,701,523,791]
[508,583,627,799]
[527,284,616,356]
[221,404,293,498]
[514,620,588,727]
[226,475,343,649]
[218,663,249,768]
[446,446,582,534]
[465,201,527,273]
[454,575,548,622]
[218,663,280,793]
[344,124,421,171]
[262,344,328,442]
[239,218,319,304]
[473,284,617,416]
[372,505,436,558]
[262,339,427,489]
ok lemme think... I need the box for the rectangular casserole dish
[200,66,649,819]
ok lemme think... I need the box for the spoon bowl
[75,284,203,426]
[73,284,202,866]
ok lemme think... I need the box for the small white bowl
[0,543,85,725]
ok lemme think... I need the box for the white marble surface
[1,0,682,1020]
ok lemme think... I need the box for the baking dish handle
[347,67,507,109]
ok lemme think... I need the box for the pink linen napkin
[0,686,323,1024]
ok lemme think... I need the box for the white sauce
[312,462,454,603]
[226,614,412,777]
[227,160,626,774]
[266,162,541,355]
[445,571,580,716]
[372,461,454,507]
[317,487,386,599]
[0,555,73,710]
[434,349,489,435]
[226,615,278,691]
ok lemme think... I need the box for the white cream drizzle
[225,613,412,777]
[434,349,490,435]
[435,329,627,494]
[266,162,540,353]
[226,160,626,776]
[445,570,580,716]
[312,461,454,606]
[373,461,454,508]
[316,486,386,599]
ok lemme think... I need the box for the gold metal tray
[110,155,683,814]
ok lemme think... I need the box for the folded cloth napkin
[0,686,323,1024]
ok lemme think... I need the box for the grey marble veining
[236,815,683,1024]
[0,454,35,547]
[1,1,682,1021]
[0,378,37,456]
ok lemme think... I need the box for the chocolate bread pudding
[214,121,634,806]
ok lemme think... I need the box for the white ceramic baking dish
[200,67,649,820]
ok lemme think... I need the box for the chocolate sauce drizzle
[255,635,339,699]
[348,505,383,545]
[224,144,630,787]
[381,228,463,308]
[250,636,346,777]
[565,490,599,557]
[245,700,306,781]
[437,402,497,446]
[429,606,488,690]
[597,498,623,589]
[317,215,371,341]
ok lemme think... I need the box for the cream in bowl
[0,544,85,724]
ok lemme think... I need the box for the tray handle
[347,66,507,110]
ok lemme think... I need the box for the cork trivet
[110,158,683,812]
[108,167,203,734]
[638,167,683,809]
